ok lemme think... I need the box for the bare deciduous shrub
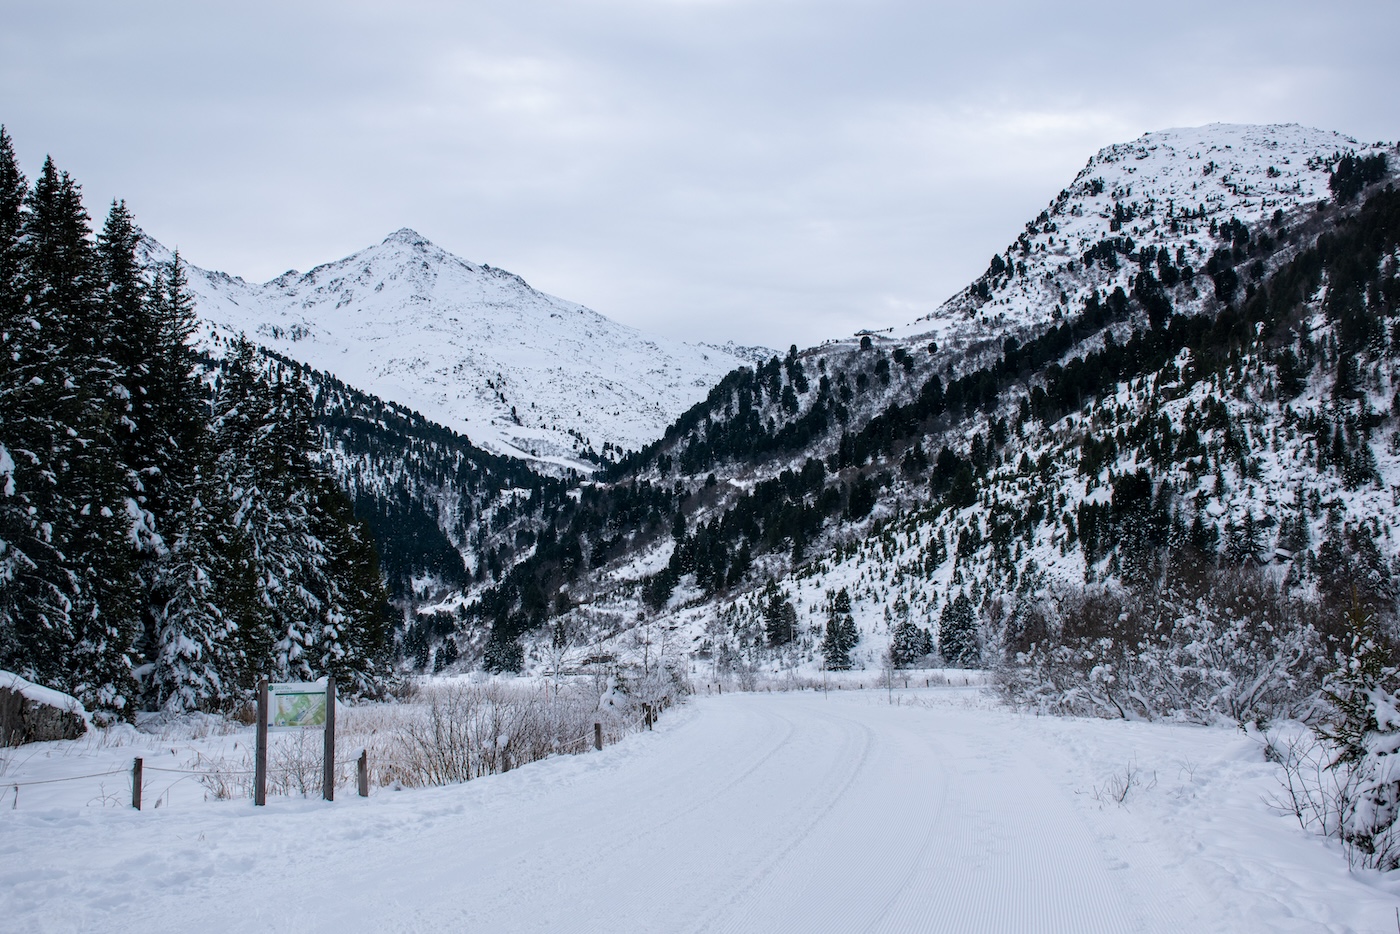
[193,672,689,799]
[1266,607,1400,871]
[1090,761,1155,807]
[993,560,1324,724]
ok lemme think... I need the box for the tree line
[0,128,389,718]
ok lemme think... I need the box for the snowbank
[0,669,88,745]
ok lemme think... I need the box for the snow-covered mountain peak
[892,122,1394,347]
[384,226,429,245]
[148,233,767,469]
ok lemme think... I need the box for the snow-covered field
[4,686,1397,932]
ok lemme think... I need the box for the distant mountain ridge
[890,122,1384,348]
[138,228,766,469]
[436,123,1400,688]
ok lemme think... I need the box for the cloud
[1,0,1396,350]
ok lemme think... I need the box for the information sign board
[268,681,328,730]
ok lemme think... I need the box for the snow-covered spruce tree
[96,199,160,522]
[306,469,391,694]
[213,338,324,685]
[939,590,979,668]
[148,461,235,711]
[210,338,388,694]
[821,587,858,670]
[4,153,140,716]
[890,617,933,667]
[762,580,797,647]
[0,126,60,674]
[142,253,247,711]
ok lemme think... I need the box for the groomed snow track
[2,689,1385,932]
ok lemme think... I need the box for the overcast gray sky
[2,1,1397,349]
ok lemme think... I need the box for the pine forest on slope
[6,120,1400,736]
[443,124,1400,721]
[0,128,391,718]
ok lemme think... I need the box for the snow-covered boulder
[0,671,88,746]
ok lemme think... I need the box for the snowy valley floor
[4,685,1400,933]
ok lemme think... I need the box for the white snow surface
[0,668,87,720]
[140,229,764,467]
[4,686,1398,932]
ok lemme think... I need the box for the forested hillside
[241,347,577,669]
[448,127,1400,730]
[0,128,389,718]
[8,119,1400,732]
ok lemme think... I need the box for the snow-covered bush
[1269,610,1400,870]
[994,560,1324,724]
[386,679,627,786]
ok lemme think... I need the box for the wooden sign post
[254,680,268,806]
[255,677,336,806]
[322,677,336,802]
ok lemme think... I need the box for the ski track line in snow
[682,701,878,934]
[700,697,1087,934]
[323,698,804,934]
[584,702,801,868]
[7,691,1398,933]
[688,696,1206,934]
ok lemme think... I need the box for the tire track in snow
[691,697,954,934]
[856,713,954,934]
[584,701,801,865]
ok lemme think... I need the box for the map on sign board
[269,682,327,730]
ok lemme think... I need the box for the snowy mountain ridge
[891,122,1388,348]
[440,122,1400,691]
[138,229,765,469]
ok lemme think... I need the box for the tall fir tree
[822,587,858,669]
[0,125,44,673]
[143,252,237,711]
[939,590,979,667]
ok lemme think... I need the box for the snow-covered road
[5,688,1399,932]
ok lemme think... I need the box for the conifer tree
[891,618,932,667]
[7,155,139,714]
[142,251,240,710]
[939,590,979,667]
[822,587,858,669]
[762,580,796,647]
[96,201,162,524]
[0,125,45,672]
[149,462,234,711]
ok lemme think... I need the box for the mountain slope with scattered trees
[441,127,1400,732]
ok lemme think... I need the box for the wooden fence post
[593,721,602,751]
[254,679,268,806]
[131,757,142,810]
[323,676,336,802]
[357,748,369,798]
